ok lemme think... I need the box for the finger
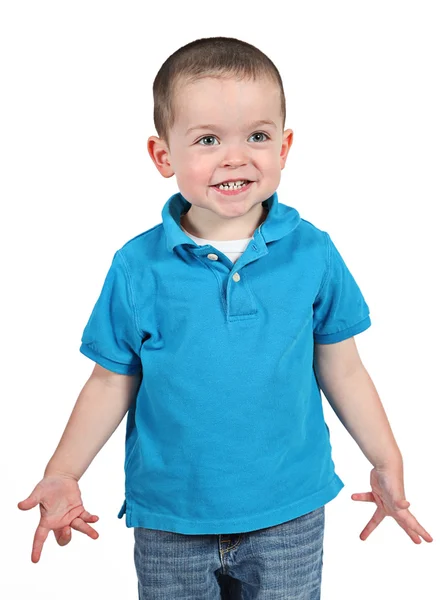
[418,528,433,543]
[79,510,99,523]
[359,508,384,541]
[31,525,50,563]
[70,517,99,539]
[54,513,99,545]
[351,492,374,502]
[55,526,72,546]
[394,511,434,544]
[53,512,100,546]
[398,523,422,544]
[408,530,422,544]
[18,494,40,511]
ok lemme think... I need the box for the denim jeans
[133,505,325,599]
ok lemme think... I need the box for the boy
[18,36,432,599]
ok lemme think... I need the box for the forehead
[173,77,281,130]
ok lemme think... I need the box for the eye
[249,132,270,142]
[196,132,270,146]
[197,135,218,146]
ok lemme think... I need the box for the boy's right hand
[18,475,100,563]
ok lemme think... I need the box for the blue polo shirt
[80,190,371,534]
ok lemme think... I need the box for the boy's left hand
[351,466,433,544]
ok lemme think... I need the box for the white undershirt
[180,224,253,264]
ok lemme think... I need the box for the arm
[313,337,402,469]
[314,337,434,544]
[17,364,140,562]
[44,364,141,481]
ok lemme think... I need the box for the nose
[219,141,250,168]
[224,161,246,168]
[222,155,248,168]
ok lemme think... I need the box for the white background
[2,0,445,598]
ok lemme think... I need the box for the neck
[181,205,268,241]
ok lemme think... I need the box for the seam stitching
[116,250,144,339]
[315,231,332,302]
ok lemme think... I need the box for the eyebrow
[186,119,277,135]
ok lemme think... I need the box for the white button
[207,253,219,261]
[232,273,241,282]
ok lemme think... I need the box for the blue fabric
[80,191,371,534]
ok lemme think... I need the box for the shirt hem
[117,474,344,534]
[79,343,141,375]
[313,315,371,344]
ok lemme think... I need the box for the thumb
[393,498,410,511]
[18,494,40,511]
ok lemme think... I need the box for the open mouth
[211,181,253,195]
[212,177,253,186]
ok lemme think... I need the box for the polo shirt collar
[162,191,301,254]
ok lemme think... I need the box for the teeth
[217,180,248,189]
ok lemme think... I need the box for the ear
[280,129,293,170]
[147,135,175,178]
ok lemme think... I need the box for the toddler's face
[148,76,293,232]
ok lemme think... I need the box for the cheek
[180,153,213,180]
[249,148,281,171]
[263,151,283,173]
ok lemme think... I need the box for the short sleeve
[313,233,371,344]
[80,250,142,374]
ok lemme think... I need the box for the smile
[211,181,254,196]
